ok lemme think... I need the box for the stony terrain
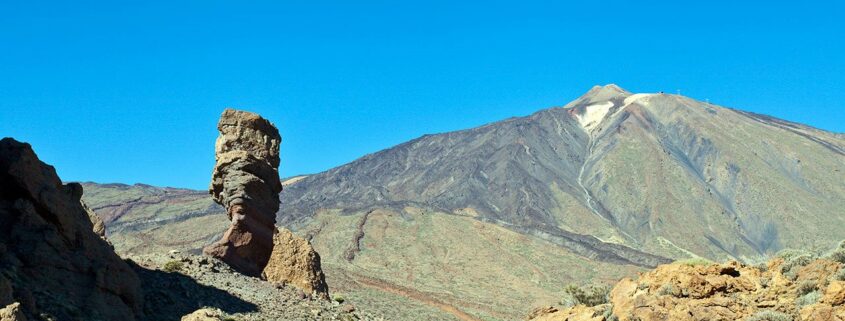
[129,252,376,321]
[528,242,845,321]
[80,85,845,320]
[0,136,376,321]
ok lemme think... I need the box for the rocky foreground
[0,134,373,321]
[528,247,845,321]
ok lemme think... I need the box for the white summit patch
[576,101,614,131]
[623,93,656,106]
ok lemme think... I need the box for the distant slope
[281,84,845,262]
[82,85,845,321]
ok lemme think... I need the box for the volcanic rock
[203,109,283,276]
[262,228,330,299]
[0,303,26,321]
[528,256,845,321]
[0,138,142,320]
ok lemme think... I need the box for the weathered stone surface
[0,138,142,320]
[180,308,224,321]
[203,109,283,276]
[0,303,26,321]
[528,257,845,321]
[263,228,329,299]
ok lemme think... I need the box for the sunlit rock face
[203,109,283,276]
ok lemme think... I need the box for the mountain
[81,85,845,320]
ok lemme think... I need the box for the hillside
[82,85,845,320]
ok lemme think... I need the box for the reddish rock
[203,109,283,276]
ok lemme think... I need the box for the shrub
[674,257,713,267]
[828,240,845,264]
[795,290,821,307]
[776,249,815,280]
[333,294,345,304]
[657,283,678,297]
[833,268,845,281]
[163,260,184,273]
[746,310,793,321]
[561,284,610,307]
[796,280,818,296]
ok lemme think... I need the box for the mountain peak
[566,84,632,108]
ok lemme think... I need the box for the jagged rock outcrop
[0,303,26,321]
[0,138,142,320]
[203,109,283,276]
[263,228,330,299]
[528,255,845,321]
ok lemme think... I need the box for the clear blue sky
[2,1,843,190]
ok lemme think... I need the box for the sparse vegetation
[162,260,184,273]
[674,257,713,267]
[746,310,793,321]
[795,280,817,296]
[795,290,820,307]
[833,267,845,281]
[561,284,610,307]
[776,249,815,280]
[657,283,677,297]
[828,240,845,264]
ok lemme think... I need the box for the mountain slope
[281,84,845,262]
[82,85,845,320]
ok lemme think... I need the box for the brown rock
[181,308,224,321]
[529,257,845,321]
[824,281,845,306]
[0,138,142,320]
[0,303,26,321]
[203,109,283,276]
[263,228,330,299]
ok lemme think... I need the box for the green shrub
[795,290,821,307]
[796,280,818,296]
[162,260,184,273]
[657,283,678,297]
[674,257,713,267]
[561,284,610,307]
[776,249,815,280]
[828,240,845,264]
[833,268,845,281]
[746,310,792,321]
[333,294,345,304]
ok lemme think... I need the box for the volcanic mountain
[82,85,845,320]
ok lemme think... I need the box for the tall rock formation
[203,109,283,276]
[0,138,142,320]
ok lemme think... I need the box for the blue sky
[1,1,843,190]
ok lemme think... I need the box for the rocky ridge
[0,137,143,320]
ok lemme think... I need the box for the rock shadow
[128,261,257,320]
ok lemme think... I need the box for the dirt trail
[351,274,484,321]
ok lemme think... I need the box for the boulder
[0,303,26,321]
[0,138,142,320]
[181,308,224,321]
[262,228,330,299]
[203,109,283,276]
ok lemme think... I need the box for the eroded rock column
[203,109,283,276]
